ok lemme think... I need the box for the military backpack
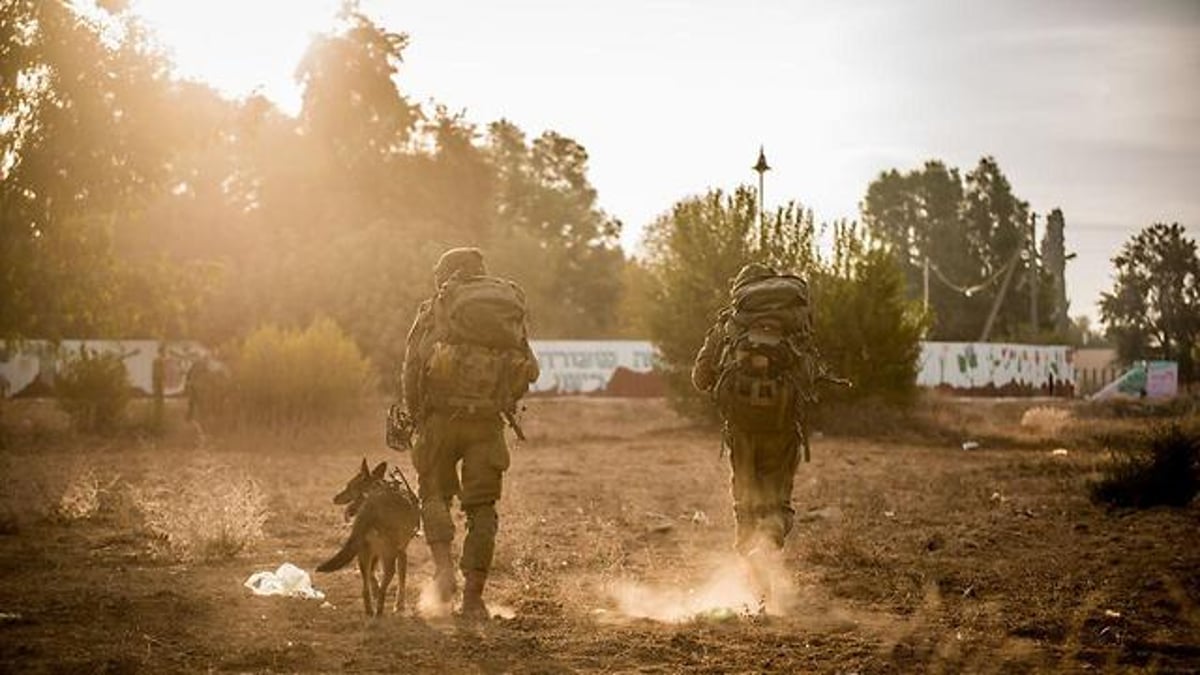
[420,275,535,414]
[715,273,815,430]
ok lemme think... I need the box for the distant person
[151,342,166,433]
[185,356,210,422]
[691,263,830,603]
[400,247,539,621]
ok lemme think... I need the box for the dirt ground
[0,397,1198,674]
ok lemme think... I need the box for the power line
[927,248,1021,297]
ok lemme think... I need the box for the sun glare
[131,0,341,112]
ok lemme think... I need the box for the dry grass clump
[56,467,119,522]
[0,458,118,531]
[1019,406,1073,438]
[131,459,269,560]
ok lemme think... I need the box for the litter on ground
[244,562,325,600]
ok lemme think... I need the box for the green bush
[1091,424,1200,508]
[640,186,925,420]
[814,231,928,406]
[230,317,372,426]
[55,347,131,433]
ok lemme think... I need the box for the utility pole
[752,146,770,253]
[980,248,1020,343]
[1029,212,1039,340]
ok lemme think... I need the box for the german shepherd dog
[317,459,420,616]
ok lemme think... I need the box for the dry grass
[55,466,119,522]
[1019,405,1073,439]
[1,394,1199,672]
[130,458,269,561]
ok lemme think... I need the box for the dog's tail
[317,517,367,572]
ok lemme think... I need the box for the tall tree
[862,160,976,339]
[642,186,922,417]
[295,4,418,176]
[862,156,1055,342]
[962,157,1035,340]
[1100,223,1200,382]
[0,0,206,339]
[1040,208,1070,337]
[814,223,926,405]
[642,187,762,416]
[485,121,623,338]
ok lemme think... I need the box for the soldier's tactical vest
[421,275,535,414]
[715,274,814,430]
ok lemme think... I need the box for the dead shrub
[56,467,119,522]
[131,460,269,560]
[1090,425,1200,508]
[1019,406,1072,438]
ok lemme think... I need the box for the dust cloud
[416,579,452,618]
[605,547,798,623]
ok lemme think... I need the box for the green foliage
[643,186,924,419]
[862,157,1056,342]
[485,121,625,338]
[1,2,180,339]
[296,5,418,173]
[613,260,657,338]
[1100,223,1200,382]
[228,317,372,426]
[1,2,625,371]
[1040,208,1071,338]
[1091,425,1200,509]
[814,225,928,406]
[642,187,761,418]
[55,347,131,434]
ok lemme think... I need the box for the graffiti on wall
[4,339,1087,400]
[529,340,662,396]
[0,340,211,398]
[917,342,1075,396]
[1091,360,1178,400]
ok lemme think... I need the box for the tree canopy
[638,186,924,418]
[0,1,624,385]
[1100,223,1200,381]
[862,157,1062,343]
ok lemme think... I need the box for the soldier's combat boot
[430,541,457,605]
[460,569,490,622]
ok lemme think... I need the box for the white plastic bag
[244,562,325,600]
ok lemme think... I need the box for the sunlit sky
[131,0,1200,325]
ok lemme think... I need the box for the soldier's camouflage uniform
[691,264,803,554]
[402,249,538,585]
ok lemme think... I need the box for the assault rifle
[795,363,852,463]
[502,407,527,442]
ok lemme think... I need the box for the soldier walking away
[691,262,828,607]
[399,247,539,621]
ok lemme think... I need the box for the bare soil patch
[1,397,1198,673]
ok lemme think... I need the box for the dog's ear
[371,461,388,479]
[360,458,370,474]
